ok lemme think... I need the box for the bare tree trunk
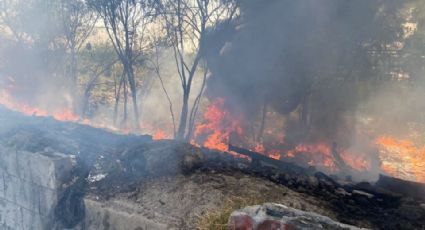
[185,66,208,141]
[153,47,177,137]
[126,63,140,128]
[154,0,238,141]
[81,70,99,118]
[68,45,79,114]
[176,52,201,140]
[257,100,268,142]
[177,91,189,140]
[122,77,129,127]
[81,84,93,118]
[114,74,125,125]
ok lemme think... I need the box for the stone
[228,203,365,230]
[257,219,285,230]
[228,214,255,230]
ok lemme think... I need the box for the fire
[0,90,79,121]
[254,143,265,153]
[4,88,422,183]
[193,98,243,152]
[287,143,336,169]
[193,98,374,173]
[285,143,372,172]
[153,129,167,140]
[0,89,177,139]
[253,143,282,160]
[267,150,282,160]
[51,109,80,121]
[375,136,425,183]
[341,150,371,171]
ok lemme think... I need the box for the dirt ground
[86,172,337,229]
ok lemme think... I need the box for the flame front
[376,136,425,183]
[287,143,335,169]
[193,98,243,152]
[1,89,424,183]
[192,98,371,173]
[0,90,79,121]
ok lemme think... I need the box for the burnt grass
[0,106,424,229]
[197,150,425,229]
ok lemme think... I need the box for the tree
[59,0,98,113]
[78,43,118,118]
[403,1,425,82]
[204,0,407,148]
[87,0,154,127]
[154,0,239,140]
[0,0,67,103]
[0,0,31,43]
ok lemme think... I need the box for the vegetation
[196,195,268,230]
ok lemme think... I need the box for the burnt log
[376,174,425,201]
[228,144,311,175]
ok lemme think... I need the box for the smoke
[2,0,425,182]
[200,0,425,181]
[0,0,72,112]
[205,0,400,146]
[87,47,208,136]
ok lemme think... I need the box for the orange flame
[341,150,371,171]
[194,98,243,152]
[0,90,79,121]
[375,136,425,183]
[153,129,167,140]
[5,88,423,183]
[192,98,375,173]
[287,143,336,169]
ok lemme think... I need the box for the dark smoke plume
[205,0,403,146]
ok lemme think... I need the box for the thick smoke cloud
[205,0,401,146]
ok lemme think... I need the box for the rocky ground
[1,106,425,229]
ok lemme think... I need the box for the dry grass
[196,195,268,230]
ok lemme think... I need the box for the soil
[86,172,335,229]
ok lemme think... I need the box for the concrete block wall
[0,145,73,230]
[83,199,168,230]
